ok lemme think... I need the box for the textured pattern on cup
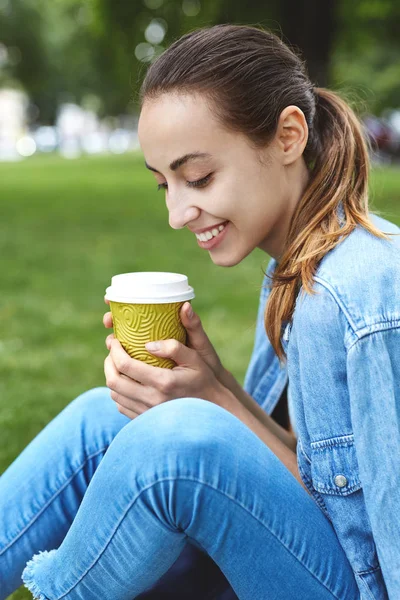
[110,301,187,369]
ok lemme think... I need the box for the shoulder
[318,212,400,275]
[311,213,400,338]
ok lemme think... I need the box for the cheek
[201,180,234,218]
[213,176,245,216]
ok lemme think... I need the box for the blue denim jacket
[243,209,400,600]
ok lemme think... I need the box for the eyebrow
[145,152,212,173]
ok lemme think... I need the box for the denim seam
[356,565,381,576]
[298,437,311,464]
[313,276,358,334]
[0,446,109,556]
[298,459,331,520]
[310,434,355,449]
[355,572,375,600]
[58,476,344,600]
[314,275,400,350]
[347,322,400,351]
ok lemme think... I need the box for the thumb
[145,338,195,367]
[181,302,221,365]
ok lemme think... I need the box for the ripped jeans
[0,387,360,599]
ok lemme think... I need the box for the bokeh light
[145,19,167,45]
[33,126,58,153]
[143,0,164,9]
[108,129,131,154]
[16,136,36,157]
[135,42,155,62]
[182,0,201,17]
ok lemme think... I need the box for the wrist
[218,367,236,393]
[210,378,241,413]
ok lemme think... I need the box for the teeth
[196,222,227,242]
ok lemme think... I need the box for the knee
[119,397,232,454]
[67,386,111,413]
[61,386,129,430]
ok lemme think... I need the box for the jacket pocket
[310,434,362,496]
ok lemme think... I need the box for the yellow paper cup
[105,272,195,369]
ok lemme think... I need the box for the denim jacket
[243,209,400,600]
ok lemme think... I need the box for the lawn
[1,152,400,599]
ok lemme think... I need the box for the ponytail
[265,88,391,361]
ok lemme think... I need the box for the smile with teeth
[195,223,227,242]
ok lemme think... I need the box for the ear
[275,105,309,166]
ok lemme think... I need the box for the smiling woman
[1,22,400,600]
[137,90,311,270]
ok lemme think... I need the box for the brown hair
[139,23,390,361]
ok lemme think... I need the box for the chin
[210,251,245,268]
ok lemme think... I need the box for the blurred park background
[1,1,400,598]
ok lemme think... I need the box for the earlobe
[278,105,309,165]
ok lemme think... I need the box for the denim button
[334,474,348,488]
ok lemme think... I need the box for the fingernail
[187,304,193,319]
[146,341,161,352]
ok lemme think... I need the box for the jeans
[0,387,360,600]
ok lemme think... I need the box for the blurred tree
[0,0,105,122]
[93,0,337,112]
[213,0,337,86]
[333,0,400,113]
[93,0,400,114]
[0,0,399,121]
[92,0,221,112]
[278,0,337,86]
[0,0,52,117]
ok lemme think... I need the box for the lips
[195,222,227,241]
[196,221,230,250]
[191,221,226,234]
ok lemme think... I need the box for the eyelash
[157,173,212,191]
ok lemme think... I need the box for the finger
[110,338,172,388]
[112,389,152,413]
[111,390,148,415]
[104,354,154,409]
[103,312,113,328]
[180,302,210,349]
[115,402,141,420]
[105,333,115,350]
[145,337,198,369]
[180,302,221,364]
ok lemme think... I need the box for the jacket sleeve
[347,327,400,597]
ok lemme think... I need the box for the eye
[186,173,213,188]
[156,173,213,191]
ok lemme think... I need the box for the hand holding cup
[103,326,229,420]
[103,299,226,384]
[103,272,231,419]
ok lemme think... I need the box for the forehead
[138,92,229,161]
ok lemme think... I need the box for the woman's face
[138,92,307,265]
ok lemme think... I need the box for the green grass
[1,152,400,599]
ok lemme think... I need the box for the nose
[168,205,201,230]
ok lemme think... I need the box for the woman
[1,23,399,600]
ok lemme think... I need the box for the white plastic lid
[105,271,195,304]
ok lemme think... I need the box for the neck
[260,158,310,261]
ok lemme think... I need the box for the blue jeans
[0,387,360,599]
